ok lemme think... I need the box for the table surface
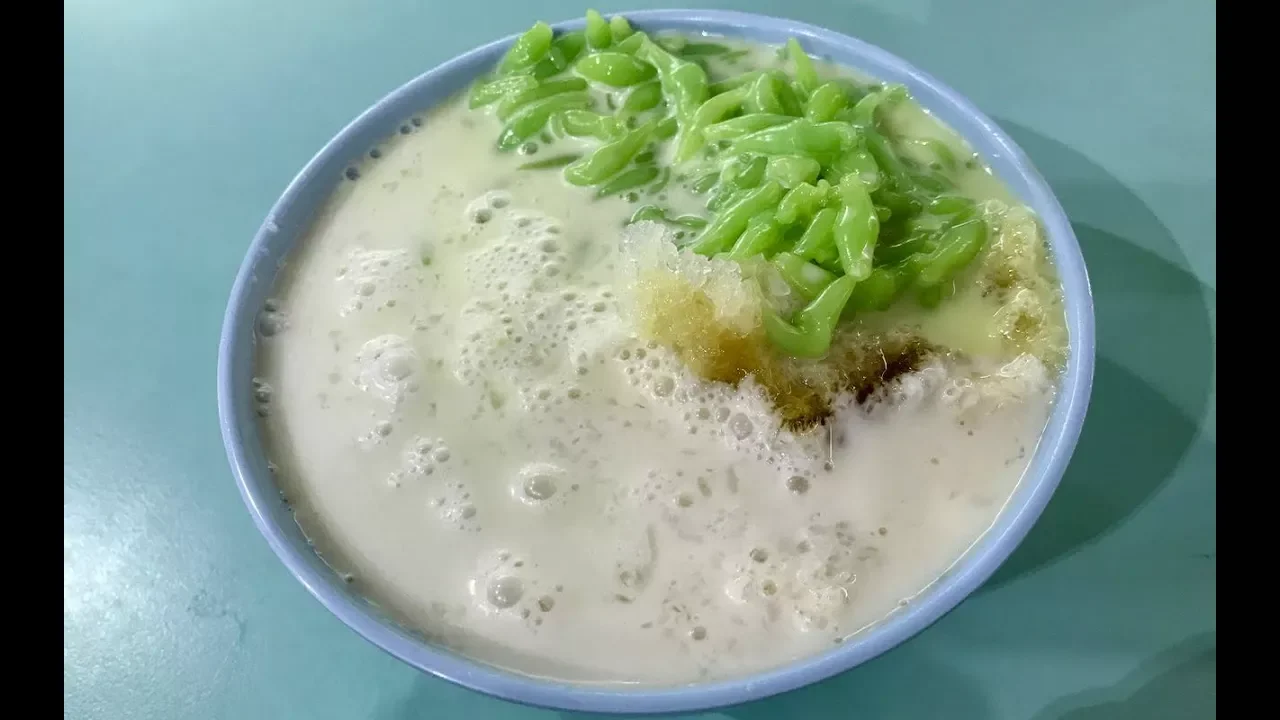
[64,1,1217,718]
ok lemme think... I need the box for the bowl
[218,8,1095,715]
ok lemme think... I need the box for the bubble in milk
[338,247,416,316]
[524,474,558,500]
[486,576,524,609]
[653,376,675,397]
[353,334,418,404]
[251,377,273,405]
[484,190,512,210]
[432,479,479,530]
[257,309,288,337]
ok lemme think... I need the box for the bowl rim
[218,8,1095,715]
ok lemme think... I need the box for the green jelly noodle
[465,10,1054,360]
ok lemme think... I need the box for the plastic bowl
[218,9,1094,715]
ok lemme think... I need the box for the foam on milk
[255,96,1055,685]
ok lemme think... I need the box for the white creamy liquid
[256,96,1054,685]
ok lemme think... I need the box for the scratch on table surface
[187,589,248,643]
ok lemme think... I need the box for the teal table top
[64,1,1216,718]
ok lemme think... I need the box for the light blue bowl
[218,9,1094,715]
